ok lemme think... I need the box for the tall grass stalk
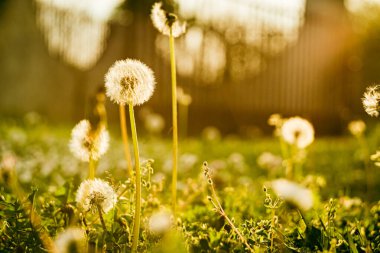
[203,162,254,252]
[169,27,179,214]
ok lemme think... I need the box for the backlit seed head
[150,2,186,38]
[54,227,86,253]
[270,179,314,211]
[105,59,155,106]
[75,178,117,214]
[348,120,366,137]
[362,85,380,117]
[281,117,314,149]
[148,209,173,234]
[69,120,109,162]
[268,113,282,127]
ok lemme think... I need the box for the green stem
[97,204,107,232]
[169,27,179,215]
[270,209,275,252]
[119,104,133,178]
[89,156,95,179]
[129,103,141,253]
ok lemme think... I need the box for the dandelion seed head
[151,2,186,38]
[268,113,282,127]
[270,179,314,211]
[69,120,109,162]
[339,196,362,209]
[148,209,173,234]
[281,117,314,149]
[54,227,86,253]
[362,85,380,117]
[105,59,155,106]
[75,178,117,213]
[348,120,366,137]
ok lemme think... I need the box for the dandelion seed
[105,59,155,106]
[54,227,86,253]
[348,120,366,137]
[69,120,109,162]
[151,2,186,38]
[362,85,380,117]
[75,178,117,213]
[270,179,314,211]
[148,209,173,234]
[281,117,314,149]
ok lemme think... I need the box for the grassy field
[1,116,380,252]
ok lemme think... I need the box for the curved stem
[119,104,133,178]
[209,182,254,253]
[129,103,141,253]
[169,28,179,215]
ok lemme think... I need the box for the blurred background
[1,0,380,136]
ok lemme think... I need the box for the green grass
[0,117,380,252]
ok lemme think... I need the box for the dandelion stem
[88,156,95,179]
[169,27,179,215]
[129,103,141,253]
[270,209,275,252]
[119,104,133,178]
[96,204,107,232]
